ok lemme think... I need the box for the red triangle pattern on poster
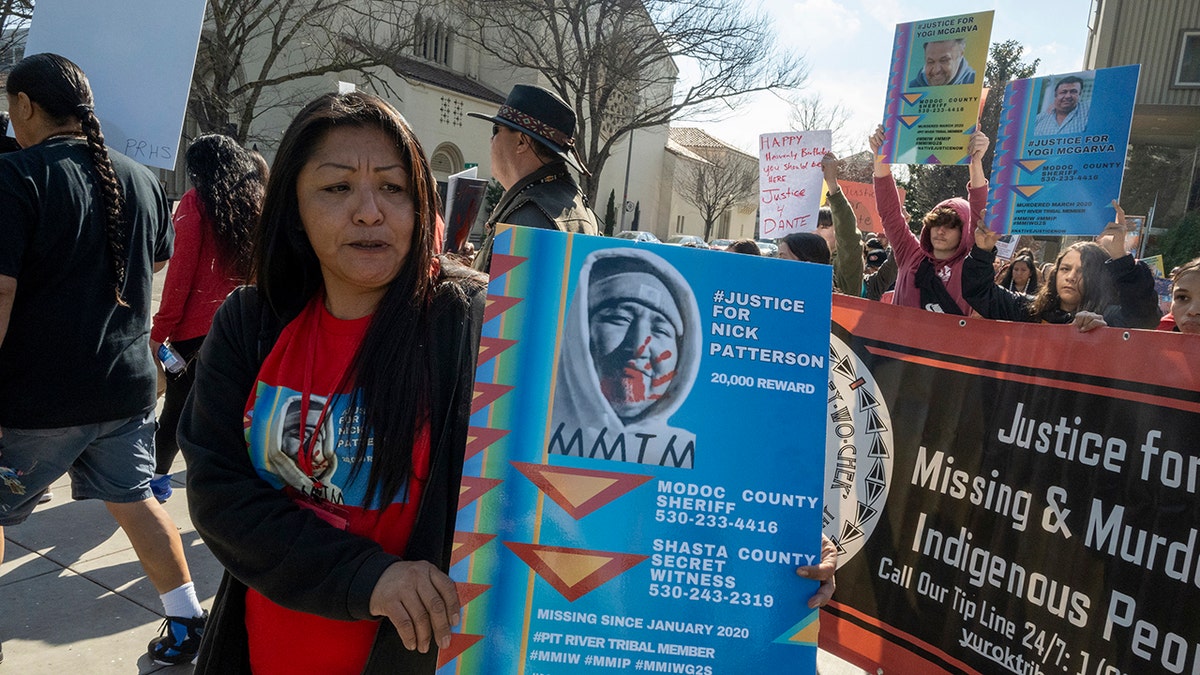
[505,543,648,602]
[1013,185,1044,199]
[901,93,924,105]
[899,115,922,128]
[1018,160,1046,173]
[476,337,517,366]
[464,426,509,460]
[472,382,513,414]
[451,531,496,566]
[458,476,504,511]
[488,253,527,279]
[436,633,484,668]
[484,295,522,322]
[511,462,654,519]
[454,582,491,607]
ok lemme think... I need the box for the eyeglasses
[492,124,501,138]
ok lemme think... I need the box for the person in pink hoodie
[869,125,989,314]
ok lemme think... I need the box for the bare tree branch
[789,93,853,155]
[451,0,806,203]
[190,0,420,143]
[673,148,757,241]
[0,0,33,64]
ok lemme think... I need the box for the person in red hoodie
[869,124,989,314]
[149,135,264,501]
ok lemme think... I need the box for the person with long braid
[149,134,263,502]
[0,53,206,665]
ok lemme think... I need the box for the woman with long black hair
[965,203,1161,330]
[180,92,487,673]
[997,248,1041,295]
[149,134,264,502]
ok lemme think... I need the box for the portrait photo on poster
[908,37,977,88]
[1034,72,1093,136]
[272,393,343,504]
[548,248,702,470]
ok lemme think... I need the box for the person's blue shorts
[0,411,156,526]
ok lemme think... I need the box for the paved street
[0,467,215,673]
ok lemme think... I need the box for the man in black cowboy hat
[469,84,598,271]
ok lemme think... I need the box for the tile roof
[388,55,507,104]
[669,127,755,160]
[665,137,709,163]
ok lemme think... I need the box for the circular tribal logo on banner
[823,332,893,566]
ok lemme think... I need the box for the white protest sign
[758,131,832,238]
[24,0,208,170]
[994,235,1020,260]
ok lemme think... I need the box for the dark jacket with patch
[474,161,598,272]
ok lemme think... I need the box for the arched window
[430,143,464,183]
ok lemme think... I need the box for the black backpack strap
[915,258,965,315]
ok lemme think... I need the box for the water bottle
[157,342,185,374]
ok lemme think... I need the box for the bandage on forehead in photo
[588,268,682,334]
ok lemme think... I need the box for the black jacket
[962,244,1161,329]
[473,161,598,271]
[180,274,485,674]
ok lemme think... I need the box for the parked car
[708,238,734,250]
[664,235,708,248]
[755,238,779,257]
[613,230,661,243]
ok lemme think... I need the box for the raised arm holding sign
[986,65,1140,236]
[879,11,993,165]
[870,125,989,314]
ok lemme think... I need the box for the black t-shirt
[0,136,173,428]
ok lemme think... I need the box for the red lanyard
[295,297,351,486]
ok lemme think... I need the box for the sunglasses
[492,124,501,138]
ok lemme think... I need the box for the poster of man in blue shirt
[1034,75,1090,135]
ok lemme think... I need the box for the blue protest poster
[988,65,1140,236]
[437,226,832,674]
[880,11,993,165]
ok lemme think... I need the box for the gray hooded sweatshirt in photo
[548,247,702,469]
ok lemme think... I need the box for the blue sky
[691,0,1096,154]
